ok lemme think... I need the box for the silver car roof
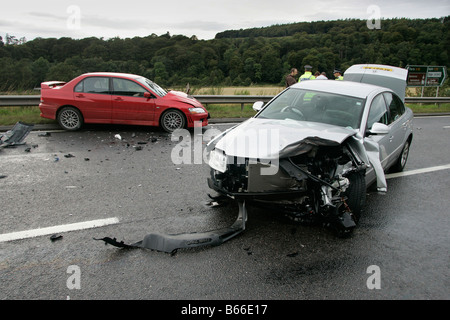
[290,80,390,99]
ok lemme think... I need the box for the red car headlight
[189,107,206,114]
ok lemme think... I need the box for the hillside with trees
[0,17,448,92]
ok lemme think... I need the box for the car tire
[57,106,83,131]
[160,109,186,133]
[343,171,366,223]
[390,138,411,173]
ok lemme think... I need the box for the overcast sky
[1,0,449,41]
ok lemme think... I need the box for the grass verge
[0,106,55,126]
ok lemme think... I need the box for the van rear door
[344,64,408,102]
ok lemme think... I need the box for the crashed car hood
[165,90,203,107]
[214,118,357,159]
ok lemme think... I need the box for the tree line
[0,17,448,92]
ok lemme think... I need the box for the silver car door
[382,92,409,168]
[365,93,391,170]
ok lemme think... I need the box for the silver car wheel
[391,139,411,173]
[400,140,410,169]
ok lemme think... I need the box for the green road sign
[406,65,447,87]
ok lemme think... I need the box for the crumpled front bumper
[207,158,310,200]
[96,199,248,254]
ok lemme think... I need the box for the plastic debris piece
[50,234,63,241]
[95,200,248,254]
[0,122,34,148]
[94,237,132,248]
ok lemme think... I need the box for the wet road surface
[0,117,449,301]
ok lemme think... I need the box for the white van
[344,64,408,101]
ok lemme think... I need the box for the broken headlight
[209,149,227,173]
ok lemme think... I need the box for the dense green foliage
[0,17,448,91]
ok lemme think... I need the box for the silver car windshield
[256,88,365,129]
[137,77,168,97]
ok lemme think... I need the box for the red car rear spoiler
[41,81,66,89]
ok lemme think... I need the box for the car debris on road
[0,121,34,149]
[95,198,248,254]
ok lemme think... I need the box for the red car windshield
[137,77,168,97]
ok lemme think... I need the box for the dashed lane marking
[386,163,450,179]
[0,217,119,243]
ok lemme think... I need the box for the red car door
[73,76,112,123]
[111,77,156,125]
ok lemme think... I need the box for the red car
[39,72,209,132]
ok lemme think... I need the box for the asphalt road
[0,116,449,304]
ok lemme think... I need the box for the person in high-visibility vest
[333,69,344,80]
[299,65,316,81]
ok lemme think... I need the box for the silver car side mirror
[369,122,390,135]
[252,101,264,112]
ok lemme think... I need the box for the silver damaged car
[207,64,413,236]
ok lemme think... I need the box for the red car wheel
[160,109,186,133]
[57,106,83,131]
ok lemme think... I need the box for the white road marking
[413,115,450,119]
[386,164,450,179]
[0,217,119,243]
